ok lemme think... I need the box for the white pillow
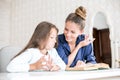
[0,46,22,72]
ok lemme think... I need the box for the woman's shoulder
[58,34,67,43]
[76,34,85,42]
[58,34,64,38]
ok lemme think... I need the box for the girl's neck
[40,49,48,55]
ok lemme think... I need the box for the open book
[66,63,110,71]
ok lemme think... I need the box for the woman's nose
[66,31,71,36]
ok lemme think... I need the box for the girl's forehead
[50,28,57,35]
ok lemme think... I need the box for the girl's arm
[6,51,32,72]
[50,48,66,71]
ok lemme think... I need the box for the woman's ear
[79,29,84,35]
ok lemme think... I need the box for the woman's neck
[68,41,76,45]
[68,42,76,52]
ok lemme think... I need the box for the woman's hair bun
[75,6,86,20]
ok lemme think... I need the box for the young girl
[6,21,66,72]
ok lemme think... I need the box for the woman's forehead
[65,21,80,29]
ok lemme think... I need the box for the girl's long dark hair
[12,21,58,59]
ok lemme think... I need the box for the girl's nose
[54,39,57,43]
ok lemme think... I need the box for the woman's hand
[75,60,86,67]
[78,35,95,48]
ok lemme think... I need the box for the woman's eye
[65,28,68,31]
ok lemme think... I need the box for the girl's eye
[50,36,56,39]
[51,37,54,39]
[71,31,75,34]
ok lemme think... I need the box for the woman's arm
[67,36,95,67]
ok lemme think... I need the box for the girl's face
[45,28,57,50]
[64,21,83,44]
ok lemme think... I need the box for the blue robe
[56,34,96,67]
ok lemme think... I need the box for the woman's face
[64,21,82,43]
[45,28,57,50]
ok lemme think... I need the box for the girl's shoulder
[27,48,39,51]
[23,48,42,57]
[48,48,57,55]
[24,48,40,54]
[48,48,56,52]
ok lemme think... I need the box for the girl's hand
[30,56,49,71]
[45,55,60,71]
[44,54,53,70]
[50,64,60,71]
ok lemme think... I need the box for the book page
[66,63,110,71]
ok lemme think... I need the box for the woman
[56,6,96,68]
[7,21,66,72]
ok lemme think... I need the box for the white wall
[10,0,81,47]
[0,0,120,47]
[0,0,11,48]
